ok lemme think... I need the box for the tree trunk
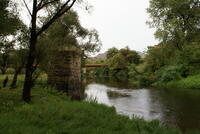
[22,37,37,102]
[22,0,76,102]
[22,0,37,102]
[10,68,21,89]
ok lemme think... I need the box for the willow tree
[22,0,81,102]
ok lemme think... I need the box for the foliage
[147,0,200,49]
[140,39,200,86]
[9,48,28,88]
[92,66,110,77]
[180,43,200,67]
[143,45,166,73]
[10,49,28,70]
[21,0,80,102]
[0,37,15,74]
[40,10,101,56]
[106,47,119,59]
[154,74,200,89]
[119,47,141,65]
[0,0,22,36]
[155,65,188,83]
[127,64,155,87]
[140,0,200,87]
[0,8,27,75]
[37,10,102,73]
[105,47,141,77]
[107,53,127,70]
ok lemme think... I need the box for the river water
[84,78,200,132]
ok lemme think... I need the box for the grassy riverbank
[153,74,200,89]
[0,75,199,134]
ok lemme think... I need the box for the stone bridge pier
[47,47,83,100]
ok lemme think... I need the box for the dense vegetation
[88,0,200,89]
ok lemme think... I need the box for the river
[84,78,200,132]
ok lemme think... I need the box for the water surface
[84,78,200,131]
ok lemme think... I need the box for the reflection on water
[84,78,200,132]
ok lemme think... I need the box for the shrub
[155,65,188,83]
[115,70,128,78]
[94,66,110,77]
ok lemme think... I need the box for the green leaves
[0,0,22,36]
[106,47,119,59]
[147,0,200,45]
[106,47,141,71]
[40,10,101,56]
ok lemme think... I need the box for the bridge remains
[47,47,82,99]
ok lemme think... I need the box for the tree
[0,0,21,36]
[106,47,119,59]
[144,45,166,73]
[147,0,200,50]
[35,10,101,76]
[0,0,24,74]
[107,53,127,70]
[10,49,28,89]
[119,47,141,65]
[39,10,101,56]
[22,0,80,102]
[9,24,30,89]
[0,37,14,74]
[106,47,141,76]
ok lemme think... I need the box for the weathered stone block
[48,47,82,99]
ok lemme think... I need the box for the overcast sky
[20,0,158,54]
[75,0,158,53]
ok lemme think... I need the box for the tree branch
[36,0,59,12]
[36,0,76,37]
[37,0,43,9]
[22,0,32,16]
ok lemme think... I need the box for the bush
[155,65,188,83]
[94,66,110,77]
[162,74,200,89]
[128,64,155,87]
[115,70,128,78]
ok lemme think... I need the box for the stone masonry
[48,47,82,99]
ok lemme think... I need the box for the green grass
[0,74,199,134]
[154,74,200,89]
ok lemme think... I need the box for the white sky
[19,0,158,53]
[75,0,158,53]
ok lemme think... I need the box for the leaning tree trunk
[10,67,22,89]
[22,0,37,102]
